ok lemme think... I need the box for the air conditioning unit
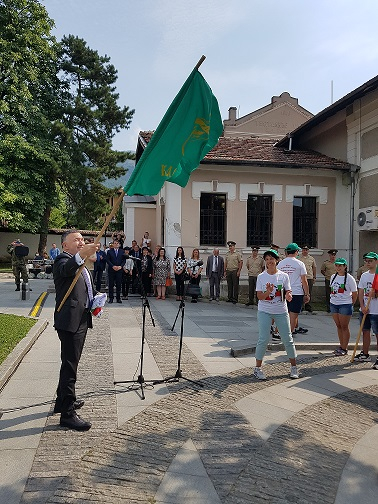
[356,206,378,231]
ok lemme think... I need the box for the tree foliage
[0,1,135,237]
[56,35,134,229]
[0,0,61,232]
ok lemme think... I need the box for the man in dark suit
[53,230,97,431]
[206,248,224,302]
[106,239,125,303]
[93,242,107,291]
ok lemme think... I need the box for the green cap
[285,242,300,254]
[263,249,279,260]
[335,257,347,265]
[364,251,378,260]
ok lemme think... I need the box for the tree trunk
[38,206,51,255]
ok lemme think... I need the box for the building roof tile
[138,131,350,171]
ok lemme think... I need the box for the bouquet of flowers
[90,292,107,318]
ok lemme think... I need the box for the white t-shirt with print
[278,257,307,295]
[358,271,378,315]
[256,270,291,315]
[330,273,357,305]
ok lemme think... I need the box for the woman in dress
[173,247,187,301]
[254,249,299,380]
[153,247,171,300]
[329,257,358,356]
[140,246,153,297]
[187,248,203,303]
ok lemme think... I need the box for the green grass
[0,263,12,272]
[0,313,37,365]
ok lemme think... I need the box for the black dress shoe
[245,302,253,306]
[15,286,20,291]
[116,299,122,303]
[108,299,113,303]
[60,412,91,431]
[54,398,84,414]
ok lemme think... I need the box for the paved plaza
[0,276,378,503]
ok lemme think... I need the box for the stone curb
[0,317,48,392]
[231,342,356,357]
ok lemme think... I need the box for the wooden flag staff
[349,291,373,362]
[57,190,125,312]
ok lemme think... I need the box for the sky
[42,0,378,153]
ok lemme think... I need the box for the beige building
[277,74,378,273]
[123,92,353,280]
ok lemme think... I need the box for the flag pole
[57,189,125,312]
[349,292,373,362]
[195,55,206,70]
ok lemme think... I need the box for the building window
[293,196,317,247]
[200,193,226,246]
[247,195,272,246]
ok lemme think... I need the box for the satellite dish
[357,212,366,227]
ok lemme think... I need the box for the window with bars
[247,195,273,246]
[200,193,226,246]
[292,196,317,247]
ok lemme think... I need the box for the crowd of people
[7,232,378,431]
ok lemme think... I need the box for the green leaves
[0,1,135,233]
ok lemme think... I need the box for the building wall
[346,91,378,267]
[224,92,312,138]
[293,110,348,162]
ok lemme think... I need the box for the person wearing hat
[224,241,243,304]
[356,253,370,281]
[7,239,30,291]
[245,246,264,306]
[321,249,338,312]
[356,252,378,367]
[298,246,316,312]
[279,243,310,334]
[329,257,357,356]
[254,249,299,380]
[270,243,284,262]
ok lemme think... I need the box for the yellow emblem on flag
[182,117,210,155]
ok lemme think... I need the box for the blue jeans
[256,311,297,361]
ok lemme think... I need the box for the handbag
[166,277,173,287]
[186,284,201,296]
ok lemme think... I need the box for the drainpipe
[348,164,360,272]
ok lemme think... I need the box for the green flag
[124,68,223,196]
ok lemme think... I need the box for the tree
[0,0,62,235]
[55,35,135,230]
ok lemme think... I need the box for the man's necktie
[81,267,94,307]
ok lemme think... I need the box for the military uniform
[321,250,337,312]
[246,248,264,305]
[7,243,29,290]
[299,250,316,311]
[225,241,243,304]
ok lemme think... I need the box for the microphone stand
[153,274,203,388]
[114,265,157,400]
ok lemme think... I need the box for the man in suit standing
[93,242,107,291]
[53,230,97,431]
[206,248,224,302]
[106,239,125,303]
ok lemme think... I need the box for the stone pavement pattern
[1,277,378,503]
[20,301,378,503]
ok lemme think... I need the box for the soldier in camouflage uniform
[7,240,29,291]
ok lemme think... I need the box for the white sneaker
[253,367,266,380]
[372,358,378,370]
[290,366,299,379]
